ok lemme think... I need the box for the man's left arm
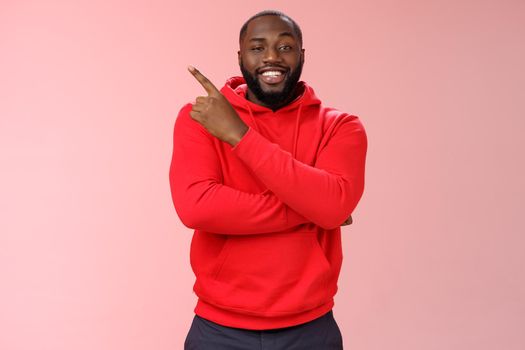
[231,116,368,230]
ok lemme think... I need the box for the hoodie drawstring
[246,104,258,133]
[292,101,303,159]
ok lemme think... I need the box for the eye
[250,47,263,51]
[279,45,292,51]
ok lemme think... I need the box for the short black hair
[239,10,303,48]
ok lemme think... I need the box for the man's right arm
[169,103,310,235]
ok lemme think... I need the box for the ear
[237,50,241,66]
[301,48,305,64]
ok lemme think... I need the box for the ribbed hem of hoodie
[194,297,335,330]
[231,126,279,171]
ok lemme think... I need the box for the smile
[259,70,286,85]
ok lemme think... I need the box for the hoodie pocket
[199,231,332,315]
[210,239,232,280]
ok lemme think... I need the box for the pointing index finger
[188,65,219,96]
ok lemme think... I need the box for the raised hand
[187,65,248,146]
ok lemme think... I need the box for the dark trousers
[184,310,343,349]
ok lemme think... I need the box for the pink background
[1,0,524,349]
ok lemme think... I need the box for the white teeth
[261,71,282,76]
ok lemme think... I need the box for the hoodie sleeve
[169,103,310,234]
[231,114,368,230]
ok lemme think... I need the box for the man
[169,9,367,349]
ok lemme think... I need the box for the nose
[262,47,282,63]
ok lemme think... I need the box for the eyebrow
[249,32,295,42]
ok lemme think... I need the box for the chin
[261,86,285,94]
[259,80,287,92]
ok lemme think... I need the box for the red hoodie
[169,76,367,330]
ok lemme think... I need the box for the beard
[239,58,304,110]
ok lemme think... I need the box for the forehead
[244,15,297,41]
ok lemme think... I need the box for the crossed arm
[229,116,367,230]
[169,103,365,234]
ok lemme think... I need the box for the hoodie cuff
[231,126,253,151]
[231,127,280,171]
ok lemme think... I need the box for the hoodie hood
[220,76,322,158]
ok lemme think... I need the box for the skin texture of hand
[188,65,249,146]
